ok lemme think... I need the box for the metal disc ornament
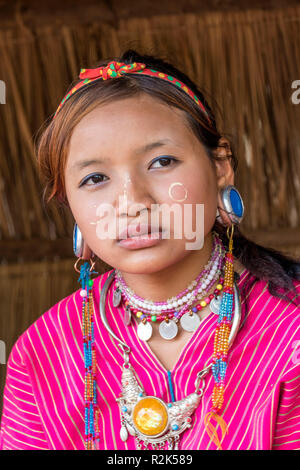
[180,312,201,332]
[210,294,222,315]
[159,319,178,340]
[113,287,122,307]
[124,306,132,326]
[137,321,153,341]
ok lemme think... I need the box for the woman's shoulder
[236,267,300,379]
[238,266,300,344]
[238,266,300,312]
[8,268,115,364]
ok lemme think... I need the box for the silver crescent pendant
[113,287,122,307]
[159,319,178,340]
[180,312,201,332]
[137,321,153,341]
[210,294,222,315]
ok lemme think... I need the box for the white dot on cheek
[168,182,188,202]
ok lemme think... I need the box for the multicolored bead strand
[204,224,235,449]
[78,261,99,450]
[124,276,224,323]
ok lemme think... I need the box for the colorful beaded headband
[54,60,212,125]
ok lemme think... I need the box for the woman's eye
[79,173,108,187]
[149,156,177,169]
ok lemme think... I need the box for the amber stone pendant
[132,397,169,437]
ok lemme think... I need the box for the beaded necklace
[123,279,223,323]
[117,270,225,340]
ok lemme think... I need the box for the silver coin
[137,321,153,341]
[159,320,178,340]
[124,306,132,326]
[210,295,222,314]
[180,312,201,332]
[113,288,122,307]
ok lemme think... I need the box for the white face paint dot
[168,182,188,202]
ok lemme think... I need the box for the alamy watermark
[291,80,300,104]
[0,80,5,104]
[0,340,6,364]
[94,196,205,250]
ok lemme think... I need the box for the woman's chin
[111,245,184,275]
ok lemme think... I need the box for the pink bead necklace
[124,275,224,323]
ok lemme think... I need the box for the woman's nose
[116,175,155,217]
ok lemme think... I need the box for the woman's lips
[117,223,164,249]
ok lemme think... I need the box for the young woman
[1,49,299,451]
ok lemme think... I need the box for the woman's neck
[119,231,215,301]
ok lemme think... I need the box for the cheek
[156,165,217,208]
[66,186,105,241]
[161,165,217,235]
[189,169,218,231]
[187,174,217,209]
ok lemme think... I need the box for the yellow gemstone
[136,311,143,318]
[132,397,168,436]
[200,300,207,307]
[216,284,223,290]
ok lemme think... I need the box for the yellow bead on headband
[54,60,212,126]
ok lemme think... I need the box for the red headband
[54,60,211,126]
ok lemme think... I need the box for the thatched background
[1,4,300,415]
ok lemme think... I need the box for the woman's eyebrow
[71,139,181,171]
[133,138,179,155]
[71,157,109,171]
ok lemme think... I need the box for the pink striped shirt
[1,267,300,450]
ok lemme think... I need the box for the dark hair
[36,48,300,307]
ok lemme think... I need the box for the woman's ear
[213,137,235,226]
[82,242,93,260]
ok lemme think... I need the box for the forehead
[67,94,195,155]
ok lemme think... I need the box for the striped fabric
[1,268,300,450]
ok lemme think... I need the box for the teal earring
[73,223,93,259]
[217,185,244,225]
[73,223,83,257]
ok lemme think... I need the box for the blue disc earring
[73,223,84,257]
[73,223,94,261]
[218,185,244,225]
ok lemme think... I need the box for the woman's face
[64,93,221,274]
